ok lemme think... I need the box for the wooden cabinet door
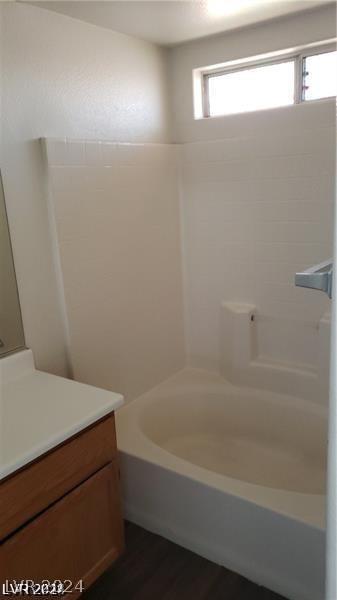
[0,462,124,597]
[0,416,118,541]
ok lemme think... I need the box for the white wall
[45,138,184,400]
[0,2,171,375]
[169,4,336,142]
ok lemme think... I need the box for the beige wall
[0,2,171,375]
[169,4,336,143]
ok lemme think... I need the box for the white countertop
[0,350,124,480]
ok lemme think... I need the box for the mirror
[0,171,25,356]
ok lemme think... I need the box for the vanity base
[0,415,124,597]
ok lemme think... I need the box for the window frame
[202,43,336,119]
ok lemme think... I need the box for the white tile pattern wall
[181,125,335,373]
[45,139,185,400]
[45,120,335,401]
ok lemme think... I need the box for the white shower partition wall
[44,122,335,405]
[44,138,185,401]
[180,122,335,402]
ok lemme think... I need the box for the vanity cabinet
[0,414,124,597]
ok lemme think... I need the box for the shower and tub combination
[44,128,334,600]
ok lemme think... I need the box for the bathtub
[116,368,327,600]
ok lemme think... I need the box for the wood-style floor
[83,522,287,600]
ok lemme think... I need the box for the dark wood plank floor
[83,522,287,600]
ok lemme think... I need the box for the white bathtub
[116,368,327,600]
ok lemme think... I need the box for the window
[302,50,337,101]
[207,61,294,117]
[200,45,337,118]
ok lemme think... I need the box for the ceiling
[26,1,333,47]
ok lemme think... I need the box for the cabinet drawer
[0,462,124,596]
[0,415,117,540]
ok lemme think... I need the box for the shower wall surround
[181,122,335,376]
[45,139,184,399]
[45,116,335,401]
